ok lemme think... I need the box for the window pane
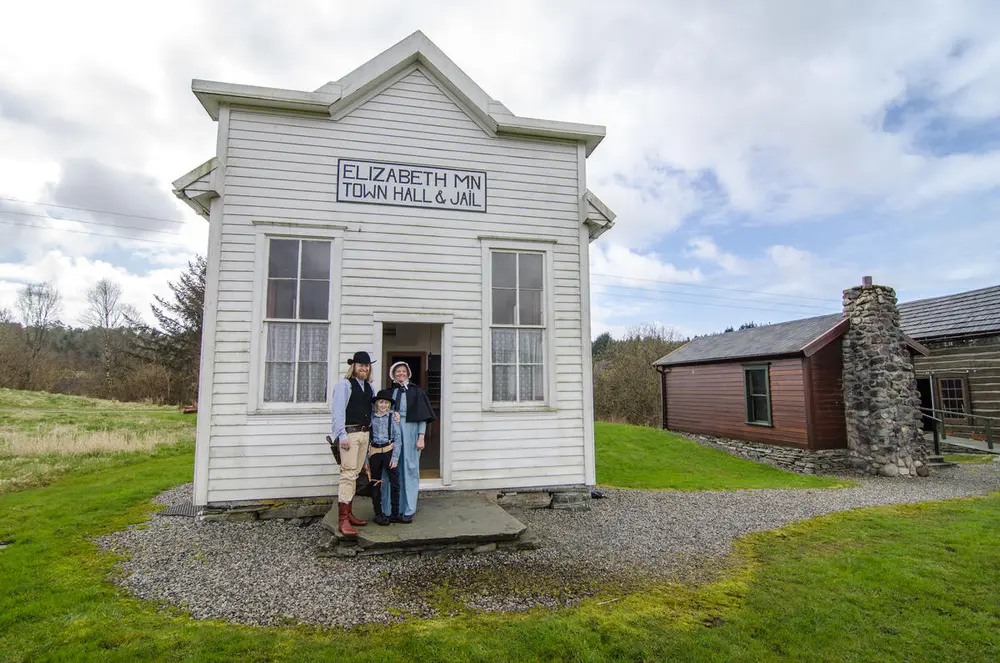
[518,330,543,364]
[492,364,516,401]
[492,329,516,363]
[748,368,767,396]
[296,362,328,402]
[492,288,516,325]
[298,324,328,362]
[492,252,517,288]
[267,279,297,318]
[752,395,770,423]
[266,322,297,361]
[299,280,329,320]
[301,241,331,280]
[268,239,298,278]
[519,364,544,401]
[519,253,543,289]
[264,362,295,402]
[518,289,542,326]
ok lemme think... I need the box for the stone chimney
[841,277,928,476]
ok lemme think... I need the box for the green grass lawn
[1,391,996,661]
[1,445,997,661]
[945,454,997,465]
[595,422,851,490]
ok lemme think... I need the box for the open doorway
[382,323,442,480]
[916,377,934,431]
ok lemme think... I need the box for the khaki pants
[337,431,369,503]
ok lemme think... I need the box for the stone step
[925,457,959,469]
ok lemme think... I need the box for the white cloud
[687,236,747,275]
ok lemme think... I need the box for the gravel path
[95,460,1000,628]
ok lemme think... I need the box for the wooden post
[986,419,994,451]
[659,368,668,430]
[932,420,940,456]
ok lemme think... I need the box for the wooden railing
[919,406,996,453]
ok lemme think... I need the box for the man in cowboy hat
[330,350,376,537]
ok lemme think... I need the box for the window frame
[935,374,971,423]
[248,226,344,415]
[743,363,773,427]
[480,237,557,412]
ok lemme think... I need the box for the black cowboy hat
[372,388,395,403]
[346,351,375,365]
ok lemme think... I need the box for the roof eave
[192,79,342,120]
[495,116,606,155]
[801,316,850,357]
[653,351,805,369]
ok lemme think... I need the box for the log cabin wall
[912,333,1000,437]
[806,337,848,449]
[664,356,809,447]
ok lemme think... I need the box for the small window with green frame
[743,364,772,426]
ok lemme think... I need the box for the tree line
[0,257,206,405]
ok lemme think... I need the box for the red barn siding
[806,338,847,449]
[665,357,808,447]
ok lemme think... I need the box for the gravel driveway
[96,460,1000,628]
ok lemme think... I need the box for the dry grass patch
[0,425,186,456]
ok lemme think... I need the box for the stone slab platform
[321,492,526,550]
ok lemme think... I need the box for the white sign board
[337,159,487,212]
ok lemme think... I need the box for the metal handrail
[918,406,994,452]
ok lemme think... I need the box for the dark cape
[392,382,437,424]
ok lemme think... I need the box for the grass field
[595,422,852,490]
[1,390,997,661]
[0,388,195,494]
[945,454,997,465]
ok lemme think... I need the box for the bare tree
[82,278,137,397]
[15,281,62,388]
[0,307,12,324]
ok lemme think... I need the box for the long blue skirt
[381,420,421,516]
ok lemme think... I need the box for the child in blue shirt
[369,388,402,526]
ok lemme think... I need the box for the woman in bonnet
[382,360,437,522]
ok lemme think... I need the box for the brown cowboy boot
[347,501,367,527]
[338,502,357,537]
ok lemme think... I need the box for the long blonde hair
[344,362,373,382]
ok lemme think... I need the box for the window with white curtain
[491,250,545,402]
[263,238,332,403]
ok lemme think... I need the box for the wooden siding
[665,357,809,447]
[203,66,588,504]
[806,338,847,449]
[913,334,1000,437]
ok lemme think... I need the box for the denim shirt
[370,411,402,465]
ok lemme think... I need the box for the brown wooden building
[654,313,927,450]
[899,285,1000,438]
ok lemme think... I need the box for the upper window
[490,251,544,403]
[263,238,332,403]
[744,365,772,426]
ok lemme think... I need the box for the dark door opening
[386,345,441,480]
[916,378,934,431]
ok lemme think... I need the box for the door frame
[371,312,453,487]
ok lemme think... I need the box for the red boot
[347,501,367,527]
[338,502,357,537]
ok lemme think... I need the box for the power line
[591,272,835,303]
[0,195,188,225]
[593,281,831,312]
[0,219,196,248]
[0,209,188,238]
[592,285,838,316]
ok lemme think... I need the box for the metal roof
[653,314,844,367]
[898,285,1000,340]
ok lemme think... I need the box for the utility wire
[0,209,189,238]
[591,272,835,303]
[0,195,188,225]
[592,286,838,316]
[593,281,831,312]
[0,219,195,248]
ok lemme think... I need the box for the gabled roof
[654,314,846,367]
[191,30,606,156]
[898,284,1000,340]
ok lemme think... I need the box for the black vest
[345,379,374,426]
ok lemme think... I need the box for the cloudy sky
[2,1,999,337]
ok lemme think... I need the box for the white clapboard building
[173,31,616,508]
